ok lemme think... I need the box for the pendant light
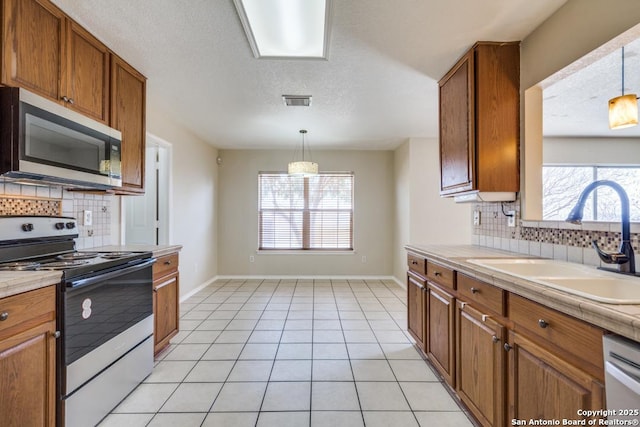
[288,129,318,176]
[609,46,638,129]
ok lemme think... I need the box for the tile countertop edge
[0,271,62,299]
[405,244,640,342]
[90,244,183,258]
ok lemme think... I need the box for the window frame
[258,171,355,251]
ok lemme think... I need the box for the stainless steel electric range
[0,216,155,427]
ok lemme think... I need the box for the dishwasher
[603,335,640,421]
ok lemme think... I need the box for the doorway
[124,133,171,245]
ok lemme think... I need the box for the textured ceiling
[52,0,566,149]
[544,35,640,138]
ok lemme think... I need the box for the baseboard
[180,275,219,303]
[214,274,399,281]
[391,276,406,290]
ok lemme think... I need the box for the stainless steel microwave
[0,87,122,188]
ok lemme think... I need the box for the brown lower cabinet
[426,282,455,386]
[407,272,426,348]
[0,286,57,426]
[406,253,607,427]
[457,301,506,427]
[153,252,180,355]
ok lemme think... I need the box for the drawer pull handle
[411,260,418,265]
[164,260,172,265]
[492,335,500,343]
[470,287,479,294]
[0,312,8,321]
[538,319,549,329]
[504,343,512,352]
[434,272,442,277]
[52,331,61,339]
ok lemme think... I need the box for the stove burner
[0,261,41,271]
[38,260,90,270]
[99,252,134,259]
[57,252,100,261]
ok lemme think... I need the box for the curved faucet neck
[572,180,630,242]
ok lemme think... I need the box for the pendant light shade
[609,47,638,130]
[288,129,318,176]
[609,94,638,129]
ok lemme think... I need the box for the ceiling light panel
[234,0,331,59]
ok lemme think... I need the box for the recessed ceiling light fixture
[233,0,332,59]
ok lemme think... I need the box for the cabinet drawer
[426,261,455,290]
[407,254,427,276]
[508,294,604,368]
[458,274,505,315]
[154,253,179,280]
[0,286,55,335]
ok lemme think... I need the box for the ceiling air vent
[283,95,312,107]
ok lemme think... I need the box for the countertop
[406,244,640,342]
[0,270,62,299]
[91,244,183,258]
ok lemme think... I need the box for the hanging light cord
[621,46,625,97]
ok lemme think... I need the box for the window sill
[256,250,356,255]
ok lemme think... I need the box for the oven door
[60,259,155,427]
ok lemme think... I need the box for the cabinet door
[2,0,65,101]
[0,320,56,426]
[507,331,604,422]
[111,54,146,193]
[427,283,455,386]
[407,274,425,349]
[439,50,474,195]
[154,273,179,353]
[65,21,109,123]
[457,302,505,427]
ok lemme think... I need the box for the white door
[124,135,171,244]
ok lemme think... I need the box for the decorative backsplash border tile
[0,196,61,216]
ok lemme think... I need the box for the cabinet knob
[52,331,61,339]
[434,271,442,277]
[470,287,479,294]
[492,335,500,343]
[164,260,171,265]
[61,95,69,102]
[538,319,549,329]
[0,312,8,321]
[504,343,512,352]
[411,260,417,265]
[68,98,74,105]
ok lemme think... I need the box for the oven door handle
[67,258,156,289]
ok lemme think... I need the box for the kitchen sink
[466,258,640,304]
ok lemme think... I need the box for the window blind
[259,172,354,250]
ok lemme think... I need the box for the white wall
[392,138,472,282]
[217,149,394,276]
[544,137,640,165]
[146,105,218,297]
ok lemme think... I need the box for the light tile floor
[100,278,474,427]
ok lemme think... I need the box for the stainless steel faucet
[566,180,637,275]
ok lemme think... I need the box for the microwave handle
[67,258,156,289]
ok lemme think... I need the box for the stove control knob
[21,223,34,232]
[55,222,65,230]
[65,222,76,230]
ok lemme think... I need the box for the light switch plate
[473,210,481,226]
[83,210,92,226]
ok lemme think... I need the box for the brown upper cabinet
[438,42,520,197]
[111,54,146,194]
[2,0,110,124]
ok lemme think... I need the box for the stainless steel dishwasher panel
[604,335,640,421]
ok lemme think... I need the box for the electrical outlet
[83,210,92,226]
[473,210,481,226]
[361,255,367,263]
[507,211,516,227]
[249,255,255,263]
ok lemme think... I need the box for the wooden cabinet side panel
[66,22,109,123]
[474,43,520,192]
[456,303,505,427]
[2,0,65,100]
[508,331,604,422]
[111,55,146,193]
[427,283,455,386]
[0,320,56,427]
[439,52,475,195]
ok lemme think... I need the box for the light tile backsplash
[472,196,640,270]
[0,181,113,250]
